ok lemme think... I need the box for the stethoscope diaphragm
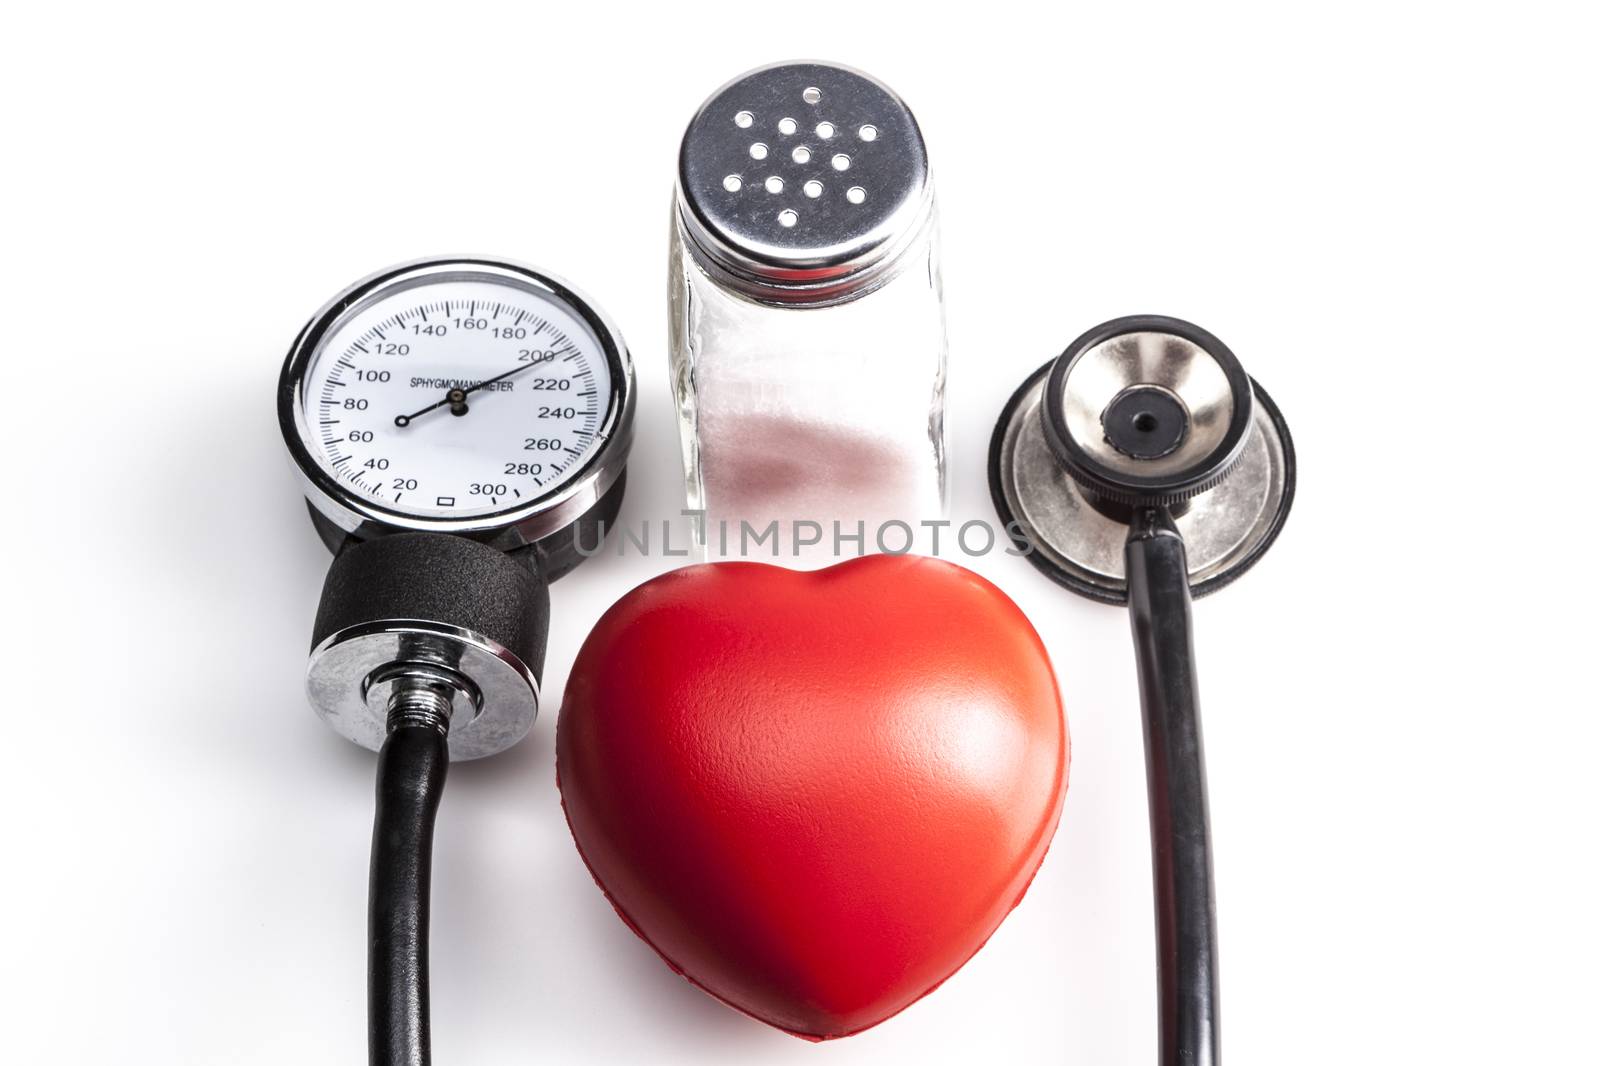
[990,315,1295,603]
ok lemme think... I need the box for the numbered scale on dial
[280,258,632,541]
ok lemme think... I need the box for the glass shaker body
[669,62,948,562]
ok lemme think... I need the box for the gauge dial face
[299,274,614,520]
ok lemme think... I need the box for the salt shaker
[669,61,948,561]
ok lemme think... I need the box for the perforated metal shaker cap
[676,61,933,301]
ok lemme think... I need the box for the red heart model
[557,555,1069,1040]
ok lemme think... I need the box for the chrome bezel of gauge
[278,256,635,545]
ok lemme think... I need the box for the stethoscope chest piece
[990,315,1295,602]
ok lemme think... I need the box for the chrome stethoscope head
[990,314,1295,603]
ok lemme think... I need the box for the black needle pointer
[393,351,567,427]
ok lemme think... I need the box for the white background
[4,3,1596,1063]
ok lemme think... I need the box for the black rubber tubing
[369,724,449,1066]
[1125,507,1220,1065]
